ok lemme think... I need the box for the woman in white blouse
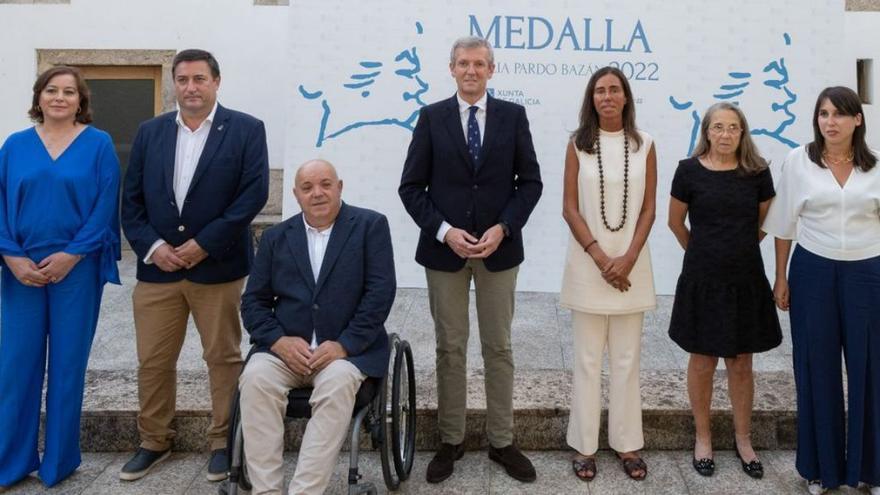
[763,86,880,495]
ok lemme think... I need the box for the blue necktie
[467,106,481,165]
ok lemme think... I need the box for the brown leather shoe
[489,444,536,482]
[426,442,465,483]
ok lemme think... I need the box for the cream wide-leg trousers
[239,352,365,495]
[567,310,645,455]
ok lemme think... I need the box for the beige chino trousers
[133,277,245,451]
[239,353,366,495]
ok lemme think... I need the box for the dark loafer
[119,447,171,481]
[692,457,715,477]
[489,444,536,482]
[426,442,465,483]
[735,449,764,479]
[207,448,229,482]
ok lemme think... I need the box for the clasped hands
[588,245,635,292]
[3,252,81,287]
[152,239,208,272]
[444,224,505,259]
[270,336,348,375]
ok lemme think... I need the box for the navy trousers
[789,245,880,488]
[0,255,103,487]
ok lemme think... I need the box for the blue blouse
[0,126,121,284]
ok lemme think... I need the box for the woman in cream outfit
[561,66,657,482]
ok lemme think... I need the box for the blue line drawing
[299,22,430,148]
[670,33,799,154]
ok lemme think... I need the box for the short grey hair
[449,36,494,65]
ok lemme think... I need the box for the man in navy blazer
[238,159,395,494]
[399,36,542,484]
[120,49,269,482]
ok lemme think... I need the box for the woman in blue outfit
[0,66,120,489]
[763,86,880,495]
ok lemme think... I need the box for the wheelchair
[220,333,416,495]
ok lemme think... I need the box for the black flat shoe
[692,456,715,477]
[735,448,764,479]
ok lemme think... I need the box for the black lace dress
[668,157,782,357]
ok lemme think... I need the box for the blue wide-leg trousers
[789,245,880,489]
[0,255,102,487]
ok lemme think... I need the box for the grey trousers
[426,259,518,447]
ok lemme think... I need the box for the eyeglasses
[709,124,743,136]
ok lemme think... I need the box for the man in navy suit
[120,49,269,482]
[399,36,542,483]
[238,159,395,494]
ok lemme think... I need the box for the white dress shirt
[763,146,880,261]
[144,103,218,263]
[435,92,488,243]
[304,216,334,349]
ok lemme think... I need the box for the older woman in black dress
[667,102,781,479]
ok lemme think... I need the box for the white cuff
[436,221,453,243]
[144,239,167,265]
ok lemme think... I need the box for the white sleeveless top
[559,129,657,315]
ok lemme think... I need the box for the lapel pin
[217,124,224,131]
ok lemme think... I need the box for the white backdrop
[286,0,850,293]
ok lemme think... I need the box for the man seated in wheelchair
[238,159,396,494]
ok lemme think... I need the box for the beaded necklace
[596,133,629,232]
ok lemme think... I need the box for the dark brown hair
[692,102,768,175]
[571,66,642,154]
[806,86,876,172]
[29,66,93,124]
[173,49,221,78]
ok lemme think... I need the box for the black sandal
[617,453,647,480]
[572,455,597,481]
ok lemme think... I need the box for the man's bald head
[293,158,343,230]
[295,159,339,187]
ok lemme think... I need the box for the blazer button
[473,184,479,190]
[178,225,185,232]
[312,304,320,310]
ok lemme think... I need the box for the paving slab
[3,450,856,495]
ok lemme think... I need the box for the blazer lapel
[186,104,231,198]
[284,215,316,292]
[314,203,355,296]
[162,116,178,201]
[478,95,502,169]
[441,95,476,171]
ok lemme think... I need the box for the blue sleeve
[0,139,26,258]
[398,107,445,238]
[64,135,122,284]
[337,214,397,356]
[121,123,162,259]
[499,105,543,239]
[241,230,287,349]
[194,121,269,259]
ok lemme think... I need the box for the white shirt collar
[303,215,334,235]
[175,101,219,130]
[457,92,487,114]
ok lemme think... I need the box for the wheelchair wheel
[391,340,416,480]
[378,334,402,490]
[225,390,252,493]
